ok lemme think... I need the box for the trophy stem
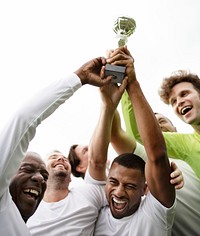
[117,35,128,47]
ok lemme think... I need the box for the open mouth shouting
[180,105,192,116]
[110,196,128,218]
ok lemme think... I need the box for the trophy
[105,16,136,83]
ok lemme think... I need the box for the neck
[43,176,70,202]
[192,124,200,134]
[44,188,70,202]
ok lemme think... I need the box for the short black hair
[111,153,145,175]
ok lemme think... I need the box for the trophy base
[104,64,125,83]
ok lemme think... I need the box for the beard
[55,170,68,177]
[53,170,71,184]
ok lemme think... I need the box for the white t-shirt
[0,74,82,235]
[94,192,175,236]
[0,190,31,235]
[135,142,200,236]
[170,159,200,236]
[84,159,175,236]
[27,183,107,236]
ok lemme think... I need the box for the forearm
[88,105,114,180]
[111,109,136,154]
[0,74,81,196]
[127,80,175,207]
[107,45,174,206]
[127,80,166,160]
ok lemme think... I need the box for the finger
[106,49,114,58]
[170,161,179,178]
[170,168,181,178]
[170,174,184,188]
[173,180,184,190]
[119,77,128,92]
[170,174,182,184]
[101,66,113,81]
[174,183,183,190]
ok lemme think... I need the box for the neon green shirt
[121,90,200,179]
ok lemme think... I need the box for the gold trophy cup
[105,16,136,83]
[113,16,136,47]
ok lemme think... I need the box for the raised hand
[100,77,128,112]
[74,57,112,87]
[106,46,136,87]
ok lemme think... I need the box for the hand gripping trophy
[105,16,136,83]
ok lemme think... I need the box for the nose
[32,172,45,183]
[57,155,66,162]
[114,184,125,197]
[177,96,185,107]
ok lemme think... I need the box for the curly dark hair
[158,70,200,104]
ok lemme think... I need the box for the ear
[142,181,148,196]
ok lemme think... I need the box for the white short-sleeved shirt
[85,163,176,236]
[27,183,107,236]
[135,142,200,236]
[94,192,175,236]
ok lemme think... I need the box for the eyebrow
[21,163,48,171]
[21,163,36,167]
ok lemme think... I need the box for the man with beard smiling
[86,46,176,235]
[0,55,112,236]
[27,148,108,235]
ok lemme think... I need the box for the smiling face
[169,82,200,126]
[105,163,146,219]
[155,113,177,132]
[9,152,48,222]
[46,151,71,182]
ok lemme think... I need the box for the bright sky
[0,0,200,160]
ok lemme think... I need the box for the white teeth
[113,198,125,204]
[24,189,39,196]
[55,164,65,168]
[181,106,192,115]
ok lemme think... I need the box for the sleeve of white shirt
[84,169,106,185]
[0,74,81,198]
